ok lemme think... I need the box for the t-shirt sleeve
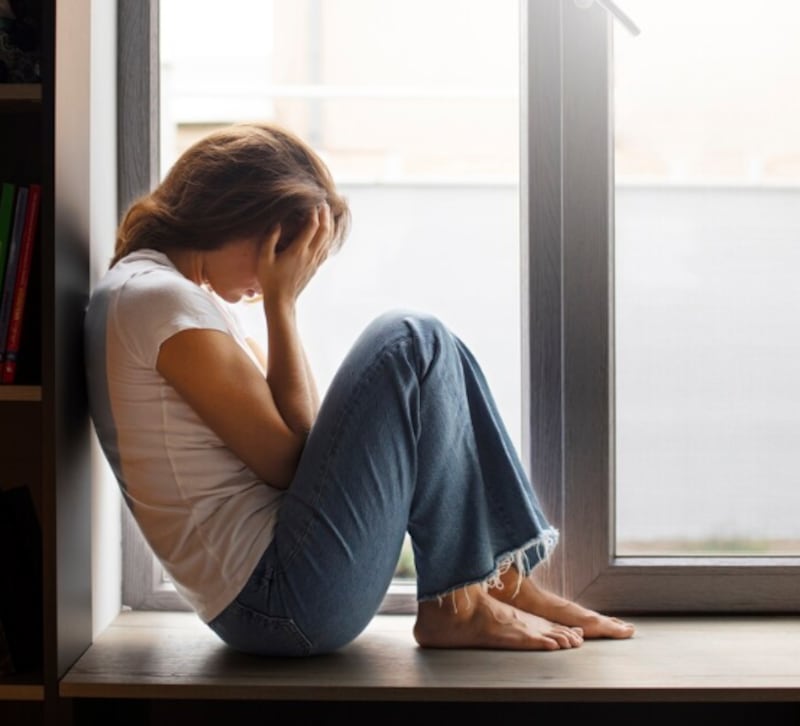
[112,269,230,369]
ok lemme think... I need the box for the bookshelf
[0,1,93,724]
[0,385,40,401]
[0,47,47,726]
[0,71,45,706]
[0,84,41,102]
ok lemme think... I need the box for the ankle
[419,585,487,621]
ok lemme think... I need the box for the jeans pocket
[208,598,313,656]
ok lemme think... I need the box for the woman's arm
[258,203,331,431]
[156,205,332,490]
[247,324,320,425]
[157,327,305,489]
[262,298,319,435]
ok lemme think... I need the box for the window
[526,0,799,611]
[121,0,521,612]
[120,0,800,614]
[613,0,800,558]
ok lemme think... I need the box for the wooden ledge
[60,611,800,703]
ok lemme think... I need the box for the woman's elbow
[254,432,306,489]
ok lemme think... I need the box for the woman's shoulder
[89,250,231,365]
[89,249,218,330]
[113,248,188,286]
[95,250,196,303]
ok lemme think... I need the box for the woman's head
[112,122,350,267]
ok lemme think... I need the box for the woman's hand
[258,203,333,308]
[252,204,329,445]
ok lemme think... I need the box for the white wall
[89,0,122,638]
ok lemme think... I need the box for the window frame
[117,0,186,610]
[524,0,800,613]
[119,0,800,614]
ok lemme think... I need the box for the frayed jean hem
[417,527,560,606]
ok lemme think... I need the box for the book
[1,183,40,384]
[0,183,15,304]
[0,185,28,378]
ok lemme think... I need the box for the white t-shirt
[85,249,282,622]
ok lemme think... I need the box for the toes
[568,626,584,647]
[604,618,635,638]
[609,617,635,630]
[549,625,583,649]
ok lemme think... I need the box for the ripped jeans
[208,311,558,656]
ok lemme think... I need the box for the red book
[1,183,41,384]
[0,186,27,371]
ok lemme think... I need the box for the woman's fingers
[257,225,282,280]
[258,204,332,303]
[263,224,282,255]
[310,203,332,254]
[291,203,332,257]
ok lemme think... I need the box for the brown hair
[111,122,350,267]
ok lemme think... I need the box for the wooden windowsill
[60,610,800,703]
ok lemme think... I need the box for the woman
[85,122,634,656]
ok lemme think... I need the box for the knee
[366,309,450,344]
[361,310,456,378]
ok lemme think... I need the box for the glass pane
[159,1,521,577]
[614,1,800,555]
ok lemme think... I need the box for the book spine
[0,186,27,368]
[0,183,15,301]
[1,184,41,384]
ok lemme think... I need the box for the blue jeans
[208,311,558,655]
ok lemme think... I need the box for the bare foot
[413,584,584,651]
[490,571,635,640]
